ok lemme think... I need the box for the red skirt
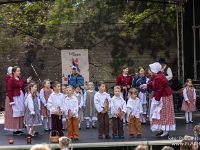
[40,103,50,117]
[4,96,24,131]
[151,95,176,131]
[181,100,196,112]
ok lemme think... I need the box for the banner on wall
[61,49,89,85]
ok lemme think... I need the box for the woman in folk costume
[73,84,84,129]
[116,65,132,101]
[140,62,175,137]
[181,79,196,124]
[83,82,97,129]
[5,66,32,135]
[132,66,148,124]
[4,67,13,130]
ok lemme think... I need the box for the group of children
[24,80,98,140]
[24,73,197,140]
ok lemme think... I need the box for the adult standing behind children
[83,82,97,129]
[116,65,132,101]
[40,79,52,131]
[5,66,32,135]
[140,62,175,137]
[158,58,173,81]
[47,81,64,137]
[132,66,148,124]
[94,81,111,139]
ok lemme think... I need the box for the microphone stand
[30,62,41,83]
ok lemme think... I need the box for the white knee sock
[79,122,81,128]
[92,120,95,126]
[48,117,52,129]
[161,131,168,137]
[86,119,90,126]
[26,126,30,133]
[43,117,48,129]
[189,112,193,121]
[142,115,146,123]
[140,115,143,122]
[62,118,66,129]
[185,112,189,122]
[123,116,126,123]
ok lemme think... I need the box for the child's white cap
[7,66,13,75]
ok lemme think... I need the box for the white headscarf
[149,62,162,74]
[7,66,13,75]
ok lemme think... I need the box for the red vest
[147,72,173,101]
[116,74,132,92]
[6,77,27,103]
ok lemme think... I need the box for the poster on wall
[61,49,89,85]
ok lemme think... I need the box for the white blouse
[94,92,111,113]
[63,95,79,118]
[126,97,143,119]
[39,88,52,106]
[25,92,40,115]
[183,88,196,101]
[110,96,127,118]
[47,92,65,114]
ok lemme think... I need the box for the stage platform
[0,112,199,150]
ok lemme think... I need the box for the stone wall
[0,22,177,107]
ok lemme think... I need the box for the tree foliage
[0,1,51,38]
[0,0,178,77]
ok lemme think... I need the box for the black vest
[163,65,169,76]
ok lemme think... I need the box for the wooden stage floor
[0,112,199,149]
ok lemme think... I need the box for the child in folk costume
[94,81,111,139]
[181,79,196,124]
[105,87,112,128]
[73,84,84,129]
[62,85,68,130]
[24,82,42,137]
[47,81,64,137]
[132,66,147,124]
[127,88,143,138]
[83,82,97,129]
[64,85,79,140]
[40,79,52,131]
[110,86,127,138]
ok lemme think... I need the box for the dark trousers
[112,117,124,136]
[51,114,63,137]
[97,112,109,135]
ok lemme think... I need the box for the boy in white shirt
[47,81,64,137]
[127,88,143,138]
[64,85,79,141]
[110,86,127,139]
[94,81,111,139]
